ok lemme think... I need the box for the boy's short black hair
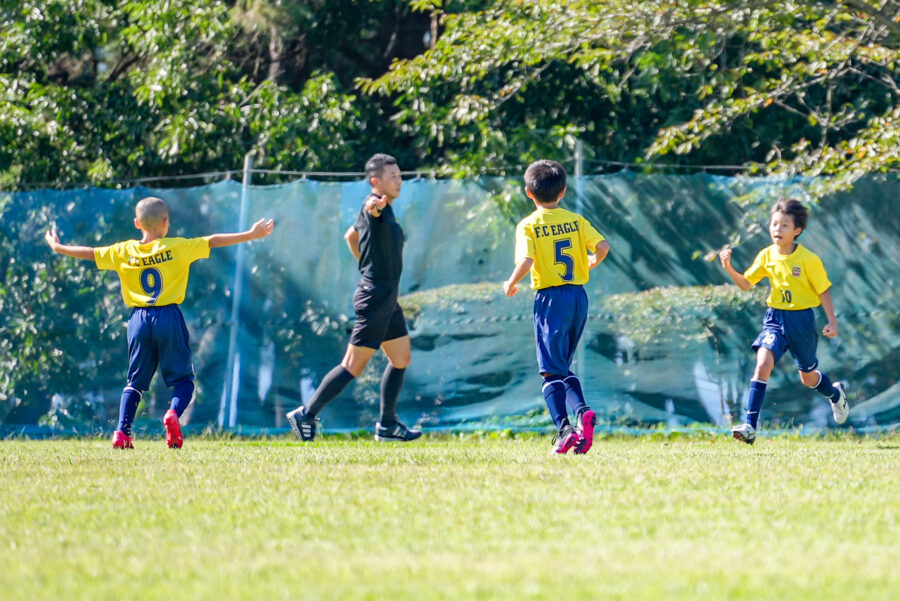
[135,196,169,227]
[524,160,567,204]
[365,153,398,180]
[771,198,809,234]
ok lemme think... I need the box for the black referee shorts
[349,279,408,349]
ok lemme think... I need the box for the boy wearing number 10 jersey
[719,198,849,444]
[45,196,274,449]
[503,160,610,454]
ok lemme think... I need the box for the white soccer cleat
[831,381,850,425]
[731,423,756,445]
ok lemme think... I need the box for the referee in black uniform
[286,154,422,442]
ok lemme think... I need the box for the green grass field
[2,433,899,600]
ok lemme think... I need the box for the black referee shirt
[354,195,404,283]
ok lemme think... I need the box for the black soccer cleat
[286,406,318,441]
[374,421,423,442]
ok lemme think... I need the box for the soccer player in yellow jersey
[719,198,849,444]
[45,196,274,449]
[503,160,610,454]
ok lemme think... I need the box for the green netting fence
[2,172,898,436]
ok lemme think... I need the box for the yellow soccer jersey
[95,237,212,307]
[744,243,831,310]
[515,207,605,290]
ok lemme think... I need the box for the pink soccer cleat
[573,409,597,455]
[163,409,183,449]
[112,430,134,449]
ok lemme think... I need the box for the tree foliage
[2,1,897,188]
[0,192,124,425]
[368,0,899,191]
[0,0,431,187]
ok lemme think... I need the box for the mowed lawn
[2,433,898,601]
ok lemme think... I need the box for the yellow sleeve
[514,221,534,264]
[743,248,769,286]
[806,253,831,295]
[179,236,212,263]
[94,242,125,271]
[582,217,605,252]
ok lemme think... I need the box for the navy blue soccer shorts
[349,279,408,350]
[533,284,588,377]
[752,307,819,372]
[126,304,194,391]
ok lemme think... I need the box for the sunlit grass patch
[2,435,898,600]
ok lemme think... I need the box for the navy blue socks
[542,377,570,430]
[117,387,142,436]
[564,373,587,417]
[379,365,406,427]
[306,365,356,417]
[812,371,837,400]
[746,379,767,429]
[169,379,194,417]
[744,371,837,430]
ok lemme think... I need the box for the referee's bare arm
[365,194,387,217]
[344,226,361,260]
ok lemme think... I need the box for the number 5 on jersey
[140,267,162,303]
[554,238,574,282]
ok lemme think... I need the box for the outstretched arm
[503,258,534,297]
[344,226,360,260]
[589,240,610,269]
[365,194,387,218]
[208,218,274,248]
[44,227,95,260]
[718,248,752,291]
[820,289,839,338]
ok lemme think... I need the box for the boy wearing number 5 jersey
[719,198,849,444]
[503,160,610,454]
[45,196,274,449]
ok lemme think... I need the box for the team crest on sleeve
[792,266,801,277]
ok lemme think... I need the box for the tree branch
[841,0,900,41]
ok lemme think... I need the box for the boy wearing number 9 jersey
[718,198,849,444]
[45,196,274,449]
[503,160,610,454]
